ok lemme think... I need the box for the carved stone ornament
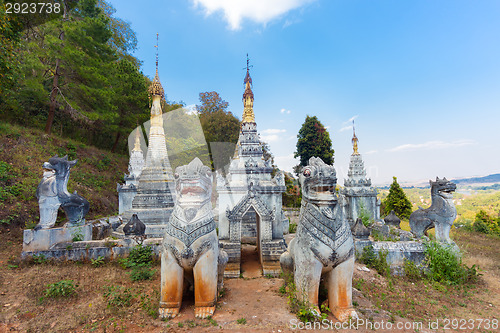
[160,158,228,320]
[280,157,357,322]
[410,177,457,244]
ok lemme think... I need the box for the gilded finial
[242,54,255,123]
[149,33,165,99]
[352,120,359,155]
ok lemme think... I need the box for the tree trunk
[111,131,121,153]
[45,58,60,134]
[44,2,67,134]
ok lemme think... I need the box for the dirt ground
[0,229,499,332]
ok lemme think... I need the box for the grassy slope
[0,122,128,232]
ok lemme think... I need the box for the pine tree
[294,115,334,172]
[383,176,413,220]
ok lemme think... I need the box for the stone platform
[354,238,426,275]
[23,224,92,252]
[21,237,163,261]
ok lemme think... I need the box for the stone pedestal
[23,224,92,252]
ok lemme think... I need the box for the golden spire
[148,33,165,99]
[352,120,359,155]
[242,54,255,123]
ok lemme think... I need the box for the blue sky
[108,0,500,185]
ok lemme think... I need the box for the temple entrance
[240,206,263,277]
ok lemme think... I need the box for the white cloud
[184,104,198,115]
[275,154,299,173]
[280,108,291,114]
[261,134,280,142]
[365,150,378,155]
[261,128,286,134]
[192,0,315,30]
[340,125,352,132]
[340,115,358,132]
[388,140,476,152]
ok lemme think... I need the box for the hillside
[452,173,500,185]
[0,122,128,233]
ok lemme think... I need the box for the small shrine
[341,124,380,226]
[117,128,145,214]
[217,57,287,277]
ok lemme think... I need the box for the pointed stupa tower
[217,55,287,278]
[117,128,145,214]
[120,37,175,237]
[341,123,380,226]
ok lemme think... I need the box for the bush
[360,245,390,277]
[124,244,153,268]
[472,210,500,236]
[44,280,77,298]
[403,259,422,281]
[358,202,373,227]
[423,240,480,285]
[129,267,155,281]
[289,223,297,234]
[121,245,155,282]
[91,256,105,267]
[104,286,134,308]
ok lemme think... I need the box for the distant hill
[452,173,500,185]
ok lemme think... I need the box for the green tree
[109,59,149,152]
[382,176,413,220]
[0,0,22,96]
[294,115,334,173]
[197,91,240,171]
[197,91,229,115]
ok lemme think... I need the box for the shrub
[472,210,500,236]
[403,259,422,281]
[360,245,390,277]
[44,280,77,298]
[91,256,105,267]
[129,267,155,281]
[104,286,134,308]
[124,244,153,268]
[289,222,297,234]
[358,202,373,227]
[423,240,480,285]
[237,318,247,324]
[32,254,47,264]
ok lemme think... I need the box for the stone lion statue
[34,155,89,230]
[159,158,228,319]
[410,177,457,244]
[280,157,357,322]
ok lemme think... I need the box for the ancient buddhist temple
[217,57,287,277]
[341,124,380,226]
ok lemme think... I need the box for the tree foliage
[0,0,152,153]
[382,176,413,220]
[0,0,23,96]
[197,91,240,171]
[294,115,334,171]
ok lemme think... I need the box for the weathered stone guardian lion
[280,157,357,322]
[159,158,227,319]
[35,155,89,230]
[410,177,457,244]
